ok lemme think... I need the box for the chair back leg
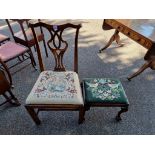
[8,90,20,106]
[27,47,37,68]
[42,38,48,57]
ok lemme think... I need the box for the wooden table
[99,19,155,80]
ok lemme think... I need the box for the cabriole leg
[116,106,128,121]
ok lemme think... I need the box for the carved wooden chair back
[29,22,81,73]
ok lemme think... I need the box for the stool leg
[78,107,85,124]
[116,106,128,121]
[84,105,90,111]
[25,106,41,125]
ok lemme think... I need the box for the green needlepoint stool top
[82,78,129,121]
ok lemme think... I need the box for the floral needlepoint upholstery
[26,71,84,105]
[83,78,129,104]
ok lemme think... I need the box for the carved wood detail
[30,22,81,73]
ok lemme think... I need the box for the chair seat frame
[25,104,85,125]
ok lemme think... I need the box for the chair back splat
[29,22,81,73]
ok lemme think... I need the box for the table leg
[127,60,152,81]
[99,30,124,53]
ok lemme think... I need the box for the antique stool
[82,78,129,121]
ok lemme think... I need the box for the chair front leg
[25,105,41,125]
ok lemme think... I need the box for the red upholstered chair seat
[0,34,10,43]
[0,41,28,61]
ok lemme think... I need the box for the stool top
[83,78,129,104]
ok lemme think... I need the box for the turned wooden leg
[149,59,155,70]
[99,30,124,53]
[78,107,85,124]
[25,106,41,125]
[115,32,125,47]
[127,61,152,81]
[99,31,116,52]
[116,106,128,121]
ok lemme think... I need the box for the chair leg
[2,93,14,105]
[8,90,20,106]
[18,56,23,62]
[78,107,85,124]
[84,105,90,111]
[116,106,128,121]
[33,45,37,52]
[27,48,37,69]
[25,106,41,125]
[42,39,48,57]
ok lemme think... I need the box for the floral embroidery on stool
[85,78,123,101]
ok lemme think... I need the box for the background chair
[0,40,36,70]
[5,19,48,61]
[0,58,20,106]
[25,22,85,125]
